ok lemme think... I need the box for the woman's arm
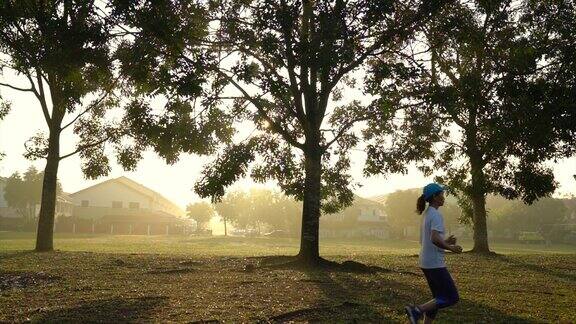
[431,230,462,253]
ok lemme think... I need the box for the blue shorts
[421,267,459,318]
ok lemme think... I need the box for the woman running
[405,183,462,324]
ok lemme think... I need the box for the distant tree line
[187,189,302,237]
[487,196,572,243]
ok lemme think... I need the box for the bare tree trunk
[298,146,322,264]
[35,131,60,252]
[470,157,490,253]
[223,217,227,236]
[470,191,489,253]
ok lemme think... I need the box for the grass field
[1,232,575,323]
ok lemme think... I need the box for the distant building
[0,175,193,234]
[64,176,193,235]
[320,195,389,239]
[55,193,74,218]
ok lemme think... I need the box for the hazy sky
[1,75,575,208]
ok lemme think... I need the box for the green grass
[2,232,574,256]
[1,232,575,323]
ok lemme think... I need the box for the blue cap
[423,183,444,200]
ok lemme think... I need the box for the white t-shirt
[419,206,446,269]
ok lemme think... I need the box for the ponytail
[416,194,426,214]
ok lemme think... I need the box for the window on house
[129,202,140,209]
[81,200,89,207]
[112,201,123,208]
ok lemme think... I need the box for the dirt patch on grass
[0,271,59,291]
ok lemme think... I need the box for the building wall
[358,206,386,222]
[70,181,154,211]
[33,200,74,218]
[70,180,185,217]
[56,201,74,217]
[72,206,171,220]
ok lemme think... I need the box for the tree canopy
[114,0,448,264]
[363,0,574,252]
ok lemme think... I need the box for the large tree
[365,0,570,253]
[0,1,128,251]
[115,0,447,265]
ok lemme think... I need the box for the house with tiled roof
[64,176,192,235]
[320,195,389,239]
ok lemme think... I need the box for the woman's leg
[432,268,459,309]
[417,268,459,321]
[417,299,438,323]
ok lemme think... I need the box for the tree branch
[60,79,119,131]
[22,71,42,100]
[35,68,52,125]
[216,69,304,150]
[59,136,110,161]
[279,0,307,127]
[322,116,368,151]
[0,82,35,93]
[330,4,433,91]
[237,46,305,124]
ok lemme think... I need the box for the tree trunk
[470,191,489,253]
[469,157,490,253]
[35,131,60,252]
[297,147,322,265]
[223,217,227,236]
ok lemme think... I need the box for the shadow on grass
[266,268,396,322]
[33,296,168,323]
[495,254,576,283]
[263,257,536,323]
[255,255,394,274]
